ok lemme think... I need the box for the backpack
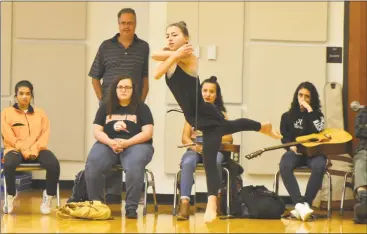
[67,170,89,203]
[219,158,244,215]
[355,108,367,139]
[57,201,112,220]
[230,185,286,219]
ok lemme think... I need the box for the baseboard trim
[31,179,293,205]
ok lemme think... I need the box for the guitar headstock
[245,149,265,160]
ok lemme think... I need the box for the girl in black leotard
[152,21,282,222]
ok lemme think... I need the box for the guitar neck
[262,139,311,152]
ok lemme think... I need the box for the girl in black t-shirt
[85,77,154,219]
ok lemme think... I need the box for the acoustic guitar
[244,128,353,160]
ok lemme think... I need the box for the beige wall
[0,2,345,195]
[1,2,12,98]
[1,2,87,162]
[242,2,344,192]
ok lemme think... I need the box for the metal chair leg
[273,170,280,195]
[326,170,332,218]
[340,171,353,216]
[172,170,181,216]
[194,171,197,213]
[145,169,158,213]
[143,171,149,216]
[223,167,231,216]
[2,170,9,214]
[340,172,349,216]
[56,182,60,208]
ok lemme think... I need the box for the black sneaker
[354,191,367,224]
[105,194,122,205]
[126,209,138,219]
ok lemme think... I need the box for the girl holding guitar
[279,81,326,221]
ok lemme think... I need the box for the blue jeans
[85,142,153,210]
[354,150,367,191]
[180,149,224,200]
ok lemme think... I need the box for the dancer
[152,21,282,222]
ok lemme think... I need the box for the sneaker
[40,190,53,214]
[3,193,17,214]
[303,202,314,212]
[354,201,367,224]
[125,209,138,219]
[290,209,301,220]
[295,203,313,221]
[354,191,367,224]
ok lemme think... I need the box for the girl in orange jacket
[1,80,60,214]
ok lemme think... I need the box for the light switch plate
[208,45,217,60]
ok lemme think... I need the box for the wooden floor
[1,190,366,233]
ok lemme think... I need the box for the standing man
[89,8,150,103]
[88,8,150,204]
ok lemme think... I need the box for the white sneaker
[303,202,314,212]
[290,209,301,220]
[295,203,313,221]
[3,193,17,214]
[40,190,53,214]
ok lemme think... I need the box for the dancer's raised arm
[153,44,193,80]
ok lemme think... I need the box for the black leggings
[3,150,60,196]
[201,118,261,196]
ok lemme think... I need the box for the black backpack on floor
[230,185,286,219]
[67,170,89,203]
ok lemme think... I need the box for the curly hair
[289,81,321,118]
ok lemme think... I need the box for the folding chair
[1,163,61,213]
[113,164,158,216]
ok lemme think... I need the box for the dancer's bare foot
[259,121,283,139]
[204,195,217,223]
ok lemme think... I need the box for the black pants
[201,118,261,196]
[3,150,60,196]
[279,150,326,206]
